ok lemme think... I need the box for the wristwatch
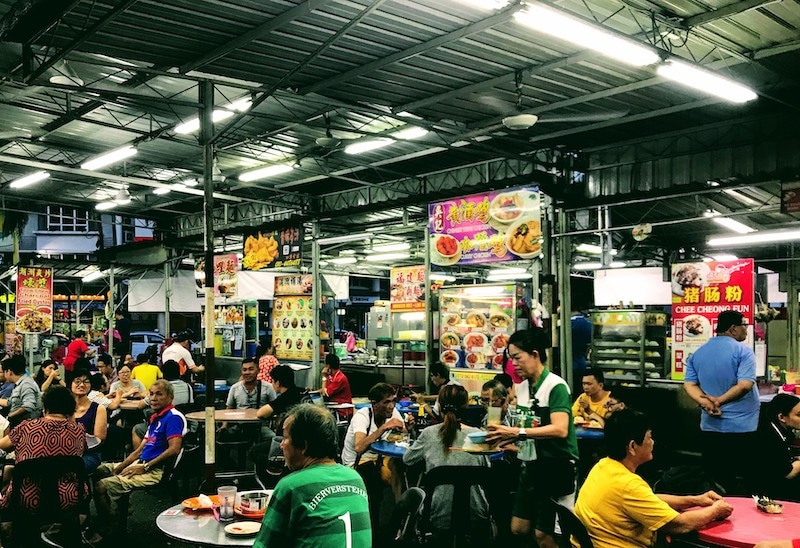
[518,427,527,440]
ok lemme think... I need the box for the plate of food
[463,332,488,350]
[489,191,525,224]
[672,263,710,296]
[491,333,509,353]
[465,310,486,329]
[505,218,542,258]
[224,522,262,537]
[440,332,460,349]
[431,234,462,266]
[443,314,461,327]
[488,312,511,329]
[181,494,219,510]
[753,496,783,514]
[492,354,505,368]
[465,352,488,368]
[440,350,460,366]
[683,315,710,338]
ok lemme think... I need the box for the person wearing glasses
[70,368,107,472]
[684,309,758,494]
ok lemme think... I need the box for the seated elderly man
[253,404,371,548]
[575,408,733,547]
[93,379,186,535]
[571,368,613,427]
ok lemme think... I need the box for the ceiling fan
[477,72,629,131]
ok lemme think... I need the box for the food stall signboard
[273,274,314,360]
[242,225,304,270]
[428,185,541,266]
[194,255,239,297]
[15,266,53,334]
[390,266,425,311]
[670,259,754,380]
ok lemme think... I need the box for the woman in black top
[757,393,800,501]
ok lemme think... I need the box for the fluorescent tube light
[392,127,428,140]
[431,274,456,282]
[82,270,105,282]
[657,60,757,103]
[10,171,50,188]
[513,5,659,67]
[575,243,618,255]
[81,146,137,171]
[488,267,528,275]
[456,0,509,10]
[712,216,754,234]
[345,139,392,155]
[364,253,410,262]
[182,178,199,187]
[463,286,506,297]
[238,163,293,182]
[153,187,171,195]
[171,182,186,190]
[174,98,251,135]
[371,242,410,253]
[487,272,533,281]
[708,229,800,247]
[572,261,626,270]
[399,312,425,321]
[329,256,358,265]
[317,233,374,245]
[712,254,738,261]
[95,201,117,210]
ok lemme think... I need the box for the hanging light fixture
[114,187,132,205]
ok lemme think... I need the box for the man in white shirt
[161,332,204,378]
[341,382,406,533]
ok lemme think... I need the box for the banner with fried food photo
[242,225,304,270]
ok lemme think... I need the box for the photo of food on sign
[671,262,710,296]
[429,186,541,266]
[243,231,279,270]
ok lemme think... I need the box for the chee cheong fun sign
[670,259,754,380]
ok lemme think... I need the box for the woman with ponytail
[403,384,491,541]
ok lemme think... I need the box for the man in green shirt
[254,404,371,548]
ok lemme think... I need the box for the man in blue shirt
[684,310,758,493]
[93,379,187,532]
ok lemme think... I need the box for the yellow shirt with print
[574,457,678,548]
[571,392,612,421]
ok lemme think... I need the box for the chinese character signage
[194,255,239,297]
[213,254,238,297]
[242,225,303,270]
[274,274,312,296]
[781,182,800,214]
[428,185,541,266]
[390,266,425,311]
[15,266,54,334]
[671,259,754,380]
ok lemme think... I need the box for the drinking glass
[217,486,237,521]
[486,406,502,426]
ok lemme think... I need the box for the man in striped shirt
[254,404,371,548]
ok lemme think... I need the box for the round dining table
[156,503,259,547]
[575,425,604,439]
[694,496,800,547]
[185,409,261,423]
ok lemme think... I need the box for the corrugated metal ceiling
[0,0,797,258]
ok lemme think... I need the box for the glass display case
[201,301,259,358]
[436,283,530,394]
[591,309,668,386]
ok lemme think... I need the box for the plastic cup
[217,486,237,521]
[486,406,502,426]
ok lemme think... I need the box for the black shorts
[512,458,577,535]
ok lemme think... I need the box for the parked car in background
[130,331,165,361]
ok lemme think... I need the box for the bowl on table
[398,399,412,409]
[467,431,488,444]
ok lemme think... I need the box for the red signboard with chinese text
[15,267,54,334]
[390,266,425,311]
[670,259,754,380]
